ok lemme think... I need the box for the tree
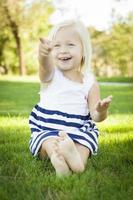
[0,0,26,75]
[90,12,133,77]
[105,12,133,76]
[0,0,53,75]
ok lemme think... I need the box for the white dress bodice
[39,67,95,116]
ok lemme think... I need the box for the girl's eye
[68,43,74,46]
[54,44,60,47]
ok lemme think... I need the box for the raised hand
[38,38,54,82]
[95,95,113,113]
[38,38,53,63]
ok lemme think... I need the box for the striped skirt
[29,104,99,157]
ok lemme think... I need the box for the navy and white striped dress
[29,67,99,157]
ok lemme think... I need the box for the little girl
[29,20,112,177]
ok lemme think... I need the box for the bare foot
[51,149,71,177]
[58,131,85,173]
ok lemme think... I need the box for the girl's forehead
[54,26,80,41]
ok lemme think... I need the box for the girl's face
[51,26,83,72]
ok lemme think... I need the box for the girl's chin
[57,65,74,71]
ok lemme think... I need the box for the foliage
[0,0,54,75]
[0,1,133,76]
[90,12,133,77]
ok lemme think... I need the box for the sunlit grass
[0,114,132,132]
[1,74,133,83]
[0,115,132,200]
[0,79,133,200]
[97,114,133,133]
[97,76,133,83]
[0,74,39,82]
[0,116,28,128]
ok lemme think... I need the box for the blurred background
[0,2,133,197]
[0,0,133,78]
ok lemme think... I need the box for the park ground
[0,76,133,200]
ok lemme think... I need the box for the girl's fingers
[39,38,52,50]
[96,95,112,112]
[103,95,113,103]
[39,37,45,43]
[96,100,101,108]
[40,49,50,55]
[96,101,103,112]
[106,95,113,101]
[101,99,111,107]
[39,44,52,57]
[38,51,49,58]
[39,38,50,44]
[40,50,50,57]
[39,43,51,51]
[100,96,112,107]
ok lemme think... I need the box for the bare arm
[38,38,54,82]
[88,81,112,122]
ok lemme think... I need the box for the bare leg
[39,137,71,177]
[58,131,85,173]
[75,143,90,166]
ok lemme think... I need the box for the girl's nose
[60,45,68,53]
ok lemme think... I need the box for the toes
[52,143,58,150]
[52,139,59,149]
[52,149,64,162]
[58,154,64,161]
[52,149,58,156]
[57,137,63,142]
[53,139,58,145]
[58,131,68,139]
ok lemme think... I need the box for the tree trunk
[4,5,26,75]
[16,35,26,75]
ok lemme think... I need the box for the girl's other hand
[95,95,113,113]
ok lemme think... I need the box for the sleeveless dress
[29,67,99,157]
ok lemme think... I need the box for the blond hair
[48,20,92,73]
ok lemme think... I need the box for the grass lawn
[0,78,133,200]
[97,76,133,83]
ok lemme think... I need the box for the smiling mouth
[59,57,72,61]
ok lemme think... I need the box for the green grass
[0,78,133,200]
[97,76,133,83]
[0,80,39,116]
